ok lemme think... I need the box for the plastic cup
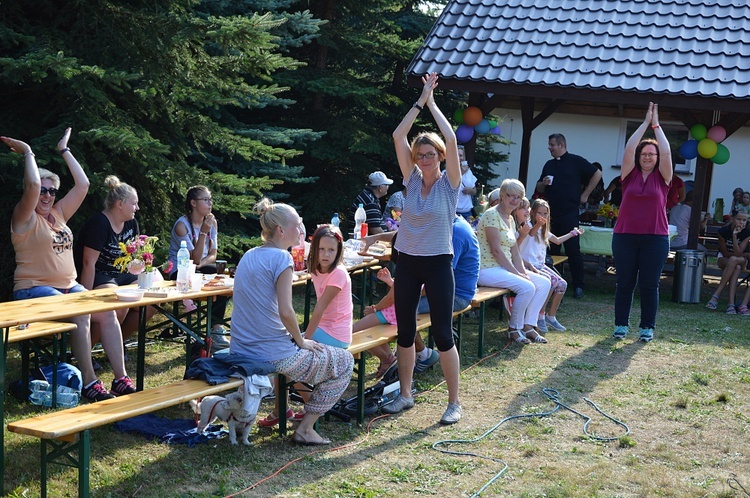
[190,274,203,291]
[215,260,227,275]
[291,246,305,271]
[547,175,554,185]
[360,222,368,239]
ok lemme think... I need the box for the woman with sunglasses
[168,185,228,345]
[2,129,117,402]
[611,103,672,343]
[384,72,463,425]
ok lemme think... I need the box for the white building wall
[490,109,747,217]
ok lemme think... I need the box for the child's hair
[253,197,298,242]
[307,225,344,274]
[103,175,137,211]
[530,199,551,246]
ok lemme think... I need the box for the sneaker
[111,376,137,396]
[545,316,567,331]
[536,316,549,333]
[738,305,750,316]
[381,394,415,414]
[612,325,628,340]
[210,326,231,352]
[414,348,440,373]
[726,304,737,315]
[82,380,116,402]
[439,402,462,425]
[639,328,654,343]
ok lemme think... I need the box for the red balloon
[462,106,483,127]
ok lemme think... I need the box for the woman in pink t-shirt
[612,103,672,343]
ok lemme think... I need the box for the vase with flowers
[596,203,619,228]
[113,235,173,289]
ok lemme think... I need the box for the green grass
[4,268,750,496]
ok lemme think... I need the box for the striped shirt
[394,166,459,257]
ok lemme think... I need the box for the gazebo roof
[407,0,750,113]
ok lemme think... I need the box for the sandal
[738,305,750,316]
[726,304,737,315]
[524,330,548,344]
[706,295,719,310]
[508,329,530,345]
[375,354,397,378]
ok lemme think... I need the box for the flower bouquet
[596,203,619,228]
[114,235,172,288]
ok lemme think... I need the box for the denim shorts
[14,283,87,301]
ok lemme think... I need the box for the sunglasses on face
[40,187,58,196]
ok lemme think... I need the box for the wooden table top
[0,281,232,329]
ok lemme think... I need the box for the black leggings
[394,253,455,352]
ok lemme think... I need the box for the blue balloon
[456,124,474,143]
[490,125,502,135]
[679,140,699,160]
[474,119,491,134]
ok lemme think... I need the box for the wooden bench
[470,286,512,357]
[8,378,245,498]
[4,321,78,407]
[550,255,568,275]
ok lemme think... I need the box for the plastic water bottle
[176,240,191,292]
[28,382,79,408]
[331,213,340,228]
[354,204,367,239]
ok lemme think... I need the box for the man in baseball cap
[349,171,394,235]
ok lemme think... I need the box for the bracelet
[200,231,210,237]
[412,102,423,111]
[59,147,70,155]
[24,151,35,158]
[651,125,660,129]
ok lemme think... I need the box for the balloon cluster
[679,125,730,164]
[453,106,502,143]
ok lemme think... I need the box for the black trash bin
[672,250,705,303]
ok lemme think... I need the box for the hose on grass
[432,388,630,498]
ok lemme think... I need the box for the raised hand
[651,103,660,127]
[644,102,654,125]
[420,72,439,105]
[57,127,72,152]
[0,136,32,155]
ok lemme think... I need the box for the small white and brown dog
[193,390,255,445]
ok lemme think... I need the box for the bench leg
[40,431,90,498]
[477,303,486,358]
[278,374,288,437]
[356,353,366,425]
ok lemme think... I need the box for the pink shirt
[614,169,670,236]
[311,265,353,343]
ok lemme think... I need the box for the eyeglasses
[199,197,213,203]
[416,152,437,160]
[40,187,58,196]
[640,153,658,158]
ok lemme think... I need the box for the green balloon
[690,124,707,140]
[453,108,465,124]
[488,120,498,129]
[712,143,730,164]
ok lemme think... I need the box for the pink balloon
[707,125,727,143]
[456,124,474,143]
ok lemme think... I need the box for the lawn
[4,266,750,497]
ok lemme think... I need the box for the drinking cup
[215,259,227,275]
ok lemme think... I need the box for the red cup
[291,246,305,271]
[360,222,368,239]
